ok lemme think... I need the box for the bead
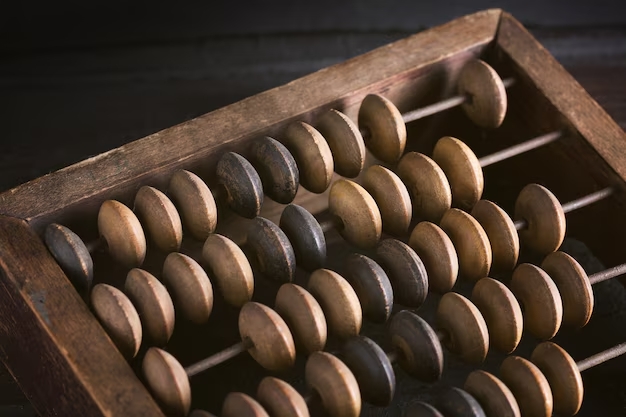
[283,121,333,193]
[317,109,366,178]
[246,217,296,283]
[465,370,520,417]
[44,223,93,293]
[432,386,486,417]
[222,392,269,417]
[500,356,553,417]
[362,165,412,236]
[471,200,519,272]
[257,377,309,417]
[98,200,146,268]
[409,221,458,293]
[168,170,217,240]
[216,152,264,218]
[134,185,183,252]
[343,254,393,323]
[279,204,326,271]
[358,93,406,164]
[457,59,507,129]
[250,137,299,204]
[142,348,190,417]
[404,402,444,417]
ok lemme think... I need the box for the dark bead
[377,238,428,308]
[44,223,93,294]
[247,217,296,283]
[343,254,393,323]
[216,152,263,218]
[279,204,326,271]
[250,137,299,204]
[432,386,486,417]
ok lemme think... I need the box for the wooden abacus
[0,8,625,417]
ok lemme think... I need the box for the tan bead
[91,283,142,359]
[500,356,553,417]
[514,183,565,255]
[541,251,593,329]
[358,93,406,164]
[134,186,183,253]
[465,370,520,417]
[408,221,458,293]
[257,377,309,417]
[440,208,492,282]
[317,109,366,178]
[471,200,519,272]
[432,136,484,210]
[362,165,412,236]
[283,121,333,193]
[162,252,213,325]
[472,278,523,353]
[239,302,296,371]
[436,292,489,364]
[397,152,451,223]
[305,352,361,417]
[202,234,254,308]
[223,392,269,417]
[457,59,507,129]
[308,269,362,340]
[168,170,217,241]
[98,200,146,268]
[510,263,563,340]
[328,179,382,249]
[142,348,190,417]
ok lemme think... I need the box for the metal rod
[387,350,399,364]
[514,218,527,231]
[86,237,105,254]
[478,131,563,168]
[184,339,251,377]
[589,263,626,285]
[577,342,626,372]
[562,188,613,214]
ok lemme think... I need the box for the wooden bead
[279,204,326,271]
[216,152,264,218]
[317,109,366,178]
[305,352,361,417]
[436,292,489,364]
[408,221,458,293]
[328,179,382,249]
[465,370,521,417]
[397,152,452,223]
[432,136,484,210]
[44,223,93,293]
[189,410,217,417]
[125,268,175,346]
[91,283,142,359]
[457,59,507,129]
[134,186,183,252]
[500,356,553,417]
[308,269,362,340]
[239,302,296,371]
[283,121,333,193]
[541,251,593,329]
[162,252,213,325]
[247,217,296,283]
[169,170,217,240]
[202,234,254,308]
[142,347,190,417]
[223,392,269,417]
[514,183,565,254]
[250,137,299,204]
[388,310,443,382]
[275,283,327,354]
[404,402,444,417]
[471,200,519,272]
[531,342,583,416]
[440,208,492,282]
[98,200,146,268]
[376,238,428,308]
[343,254,393,323]
[432,386,486,417]
[472,278,523,353]
[358,93,406,164]
[362,165,412,236]
[510,263,563,340]
[257,377,309,417]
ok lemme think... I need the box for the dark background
[1,1,626,416]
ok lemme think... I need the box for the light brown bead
[98,200,146,268]
[408,221,458,293]
[440,208,492,282]
[358,93,406,164]
[275,283,327,354]
[362,165,412,236]
[432,136,484,210]
[162,252,213,325]
[317,109,366,178]
[202,234,254,308]
[134,186,183,253]
[541,251,593,329]
[305,352,361,417]
[457,59,507,129]
[308,269,362,340]
[223,392,269,417]
[397,152,452,223]
[500,356,553,417]
[510,263,563,340]
[91,283,142,359]
[472,278,523,353]
[436,292,489,364]
[283,121,334,193]
[531,341,583,416]
[239,302,296,371]
[514,183,565,255]
[328,179,382,249]
[471,200,519,272]
[168,170,217,241]
[257,377,309,417]
[142,348,190,417]
[465,370,520,417]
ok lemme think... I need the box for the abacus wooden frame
[0,9,624,416]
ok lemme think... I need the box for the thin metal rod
[562,187,613,214]
[86,237,105,254]
[435,328,448,344]
[514,219,527,231]
[387,350,399,364]
[589,263,626,285]
[577,342,626,372]
[184,339,251,377]
[478,131,563,168]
